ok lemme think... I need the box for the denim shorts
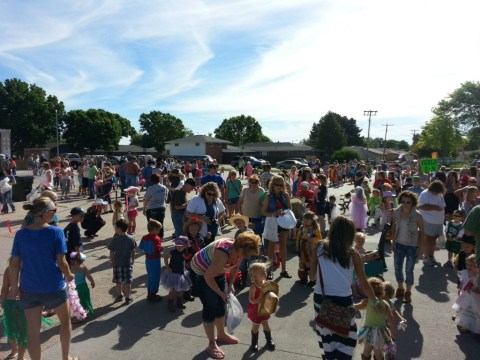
[19,288,67,310]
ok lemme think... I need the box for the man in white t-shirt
[417,180,446,266]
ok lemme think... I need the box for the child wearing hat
[139,220,163,303]
[455,235,476,274]
[64,207,86,263]
[230,214,254,287]
[69,252,95,316]
[125,186,140,235]
[247,261,278,352]
[183,218,205,300]
[160,236,193,312]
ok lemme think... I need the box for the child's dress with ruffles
[160,249,192,292]
[453,270,480,334]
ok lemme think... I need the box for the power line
[364,110,377,161]
[382,124,393,161]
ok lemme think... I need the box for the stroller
[338,192,351,214]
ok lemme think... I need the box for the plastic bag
[0,179,12,194]
[225,293,243,333]
[26,187,40,203]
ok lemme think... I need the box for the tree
[63,109,132,153]
[213,115,271,146]
[434,81,480,133]
[336,115,363,146]
[0,78,65,150]
[130,133,153,149]
[139,111,193,152]
[414,115,463,160]
[330,149,360,162]
[307,112,347,155]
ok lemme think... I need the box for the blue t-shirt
[201,173,225,187]
[11,226,67,293]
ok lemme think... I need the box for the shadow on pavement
[275,282,312,318]
[415,266,450,302]
[455,333,480,360]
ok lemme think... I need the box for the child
[64,207,86,262]
[383,282,407,334]
[452,254,480,334]
[454,235,476,273]
[247,261,277,352]
[444,209,465,268]
[230,214,254,287]
[160,236,193,312]
[139,220,163,303]
[125,186,140,235]
[69,251,95,316]
[362,179,372,202]
[0,261,27,360]
[112,200,124,235]
[379,191,395,230]
[354,232,380,262]
[357,278,396,360]
[1,169,16,214]
[367,189,382,227]
[296,211,322,285]
[350,186,368,231]
[108,219,137,304]
[326,195,338,224]
[463,186,480,218]
[183,218,205,299]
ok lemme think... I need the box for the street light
[56,109,59,156]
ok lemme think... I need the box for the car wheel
[279,166,285,170]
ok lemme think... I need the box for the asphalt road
[0,171,477,359]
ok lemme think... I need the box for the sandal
[280,271,292,278]
[5,353,18,359]
[216,335,239,344]
[205,347,225,359]
[395,288,405,299]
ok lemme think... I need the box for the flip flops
[216,335,239,344]
[205,347,225,359]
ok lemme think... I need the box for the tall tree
[139,111,193,152]
[336,114,363,145]
[213,115,271,146]
[434,81,480,133]
[307,112,347,154]
[415,115,463,160]
[0,78,64,150]
[63,109,132,153]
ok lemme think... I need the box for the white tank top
[314,245,353,297]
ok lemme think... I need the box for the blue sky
[1,0,480,145]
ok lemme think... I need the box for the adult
[141,160,155,189]
[170,178,196,237]
[81,204,106,239]
[225,170,242,220]
[238,156,246,179]
[190,233,261,359]
[239,174,266,236]
[59,160,72,200]
[143,173,168,239]
[124,156,141,189]
[463,204,480,274]
[387,171,401,194]
[9,197,78,360]
[354,164,366,188]
[315,174,328,234]
[309,216,379,360]
[201,164,226,200]
[301,167,318,190]
[444,170,460,221]
[259,162,274,190]
[409,175,425,196]
[262,175,292,279]
[87,160,99,200]
[118,159,127,197]
[39,162,53,191]
[392,190,424,303]
[417,180,446,266]
[185,182,226,245]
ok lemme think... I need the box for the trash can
[13,176,34,202]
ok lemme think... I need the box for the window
[174,143,179,147]
[195,143,200,146]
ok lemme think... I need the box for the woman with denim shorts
[391,190,425,303]
[8,197,78,360]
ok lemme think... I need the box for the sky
[1,0,480,146]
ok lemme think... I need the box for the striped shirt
[190,239,235,276]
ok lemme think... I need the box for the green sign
[421,158,438,173]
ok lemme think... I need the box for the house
[222,142,322,164]
[165,135,232,162]
[346,146,403,163]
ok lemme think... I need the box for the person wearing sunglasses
[9,197,78,360]
[262,175,292,279]
[391,190,425,303]
[186,182,226,246]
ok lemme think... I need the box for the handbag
[314,253,355,337]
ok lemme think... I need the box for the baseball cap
[185,178,196,187]
[70,207,86,216]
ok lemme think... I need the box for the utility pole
[382,124,393,161]
[410,129,417,144]
[363,110,377,162]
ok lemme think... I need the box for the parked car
[286,158,308,165]
[231,156,267,169]
[176,155,215,164]
[275,159,308,170]
[61,153,81,169]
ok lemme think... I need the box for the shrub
[330,149,360,162]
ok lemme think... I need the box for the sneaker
[423,257,435,266]
[443,260,454,268]
[124,297,133,304]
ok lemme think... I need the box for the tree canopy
[213,115,271,146]
[138,111,193,152]
[63,109,134,153]
[0,78,64,150]
[307,112,347,154]
[336,115,363,146]
[434,81,480,134]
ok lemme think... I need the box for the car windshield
[249,156,259,161]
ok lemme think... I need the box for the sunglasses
[46,208,57,213]
[249,181,259,184]
[206,192,216,196]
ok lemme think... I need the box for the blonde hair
[40,190,57,202]
[368,277,385,297]
[248,261,270,282]
[147,220,162,232]
[199,182,221,199]
[268,175,285,193]
[113,200,123,211]
[354,232,366,243]
[303,211,318,230]
[23,197,55,217]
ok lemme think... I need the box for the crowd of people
[1,155,480,360]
